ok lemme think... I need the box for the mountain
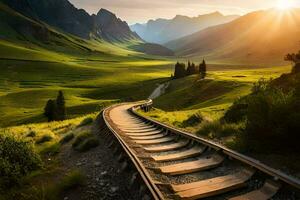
[93,8,140,42]
[0,0,173,56]
[130,12,239,44]
[166,9,300,64]
[1,0,140,42]
[1,0,94,39]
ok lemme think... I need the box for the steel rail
[102,104,165,200]
[130,100,300,190]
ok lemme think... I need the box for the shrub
[244,87,295,152]
[197,121,242,139]
[224,78,300,152]
[35,135,53,144]
[75,137,99,152]
[72,131,99,152]
[292,63,300,74]
[197,121,222,137]
[181,112,204,127]
[59,133,74,144]
[45,170,85,198]
[78,117,93,127]
[72,131,92,148]
[223,98,248,123]
[41,143,61,156]
[58,170,85,191]
[0,135,42,187]
[26,131,36,138]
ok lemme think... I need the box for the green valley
[1,0,300,199]
[0,2,173,127]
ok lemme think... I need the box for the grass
[39,170,86,200]
[141,65,292,133]
[40,143,61,156]
[197,121,242,139]
[0,113,96,199]
[53,170,85,193]
[1,2,291,129]
[72,131,93,148]
[0,113,97,154]
[72,131,99,152]
[77,117,93,127]
[59,133,74,144]
[35,134,53,145]
[76,137,99,152]
[0,50,173,127]
[0,46,172,127]
[0,2,174,127]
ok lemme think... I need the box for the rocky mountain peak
[97,8,116,19]
[2,0,141,42]
[94,8,140,41]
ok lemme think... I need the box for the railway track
[97,100,300,200]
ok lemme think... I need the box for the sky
[69,0,300,24]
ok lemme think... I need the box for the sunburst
[276,0,295,10]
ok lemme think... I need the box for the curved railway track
[97,100,300,200]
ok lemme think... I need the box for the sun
[276,0,294,10]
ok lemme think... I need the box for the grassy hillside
[0,113,98,199]
[143,65,292,132]
[0,41,172,126]
[0,3,174,127]
[166,9,300,65]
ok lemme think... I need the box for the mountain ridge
[1,0,141,42]
[0,0,174,56]
[166,9,300,64]
[130,12,239,44]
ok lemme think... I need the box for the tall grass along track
[97,100,300,200]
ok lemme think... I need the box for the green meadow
[0,3,292,128]
[0,37,291,128]
[0,38,173,127]
[142,65,292,133]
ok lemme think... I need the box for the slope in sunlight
[166,9,300,65]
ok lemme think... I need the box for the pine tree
[56,90,66,120]
[186,61,193,75]
[186,61,197,75]
[199,59,207,79]
[44,100,56,122]
[174,62,186,79]
[191,63,197,74]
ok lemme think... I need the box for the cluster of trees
[174,60,207,79]
[285,51,300,73]
[44,91,66,122]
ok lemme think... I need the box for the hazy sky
[69,0,300,24]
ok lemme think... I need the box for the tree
[188,61,191,68]
[285,51,300,62]
[285,51,300,74]
[174,62,186,79]
[44,100,56,122]
[191,63,197,74]
[186,62,197,75]
[56,90,66,120]
[199,59,207,79]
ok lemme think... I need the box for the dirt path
[148,82,169,99]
